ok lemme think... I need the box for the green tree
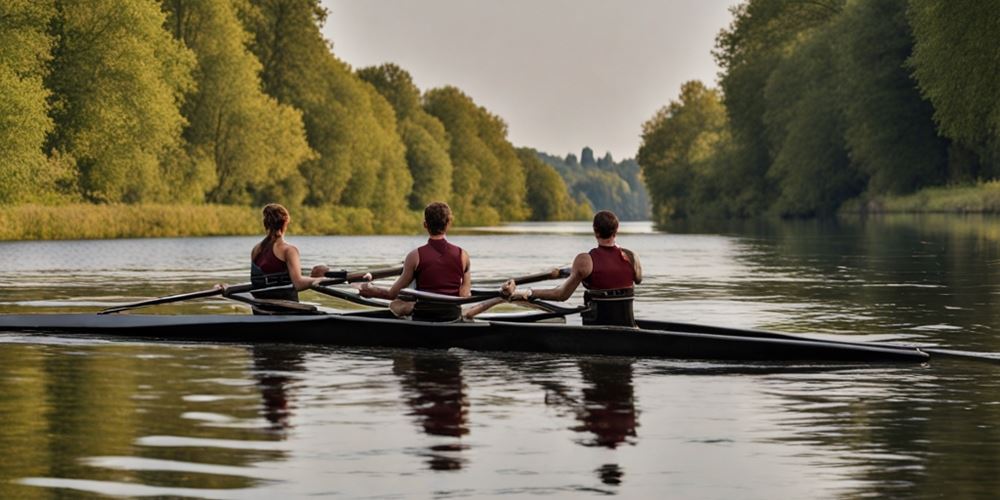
[908,0,1000,176]
[424,86,527,223]
[0,1,60,203]
[836,0,947,194]
[162,0,314,205]
[638,81,728,222]
[517,148,587,220]
[46,0,196,203]
[243,0,412,219]
[714,0,845,216]
[358,63,453,208]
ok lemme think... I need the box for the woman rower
[250,203,326,301]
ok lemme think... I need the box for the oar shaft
[99,287,226,315]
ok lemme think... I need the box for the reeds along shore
[840,181,1000,215]
[0,204,426,241]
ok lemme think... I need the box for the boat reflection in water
[251,346,307,431]
[393,353,469,471]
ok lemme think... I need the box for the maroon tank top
[415,238,465,296]
[253,241,287,274]
[584,245,636,290]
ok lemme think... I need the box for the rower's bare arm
[284,245,321,291]
[459,250,472,298]
[623,248,642,284]
[527,253,590,302]
[462,297,504,319]
[362,250,417,300]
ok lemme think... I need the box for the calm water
[1,217,999,498]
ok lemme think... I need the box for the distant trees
[538,149,650,220]
[0,0,599,228]
[518,148,590,221]
[638,0,996,224]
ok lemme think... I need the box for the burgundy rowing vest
[253,241,287,274]
[415,238,465,296]
[584,245,636,290]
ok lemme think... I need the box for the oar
[916,347,1000,365]
[99,265,403,315]
[471,266,570,297]
[99,287,232,315]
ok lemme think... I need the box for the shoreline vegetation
[636,0,1000,226]
[6,182,1000,241]
[840,181,1000,215]
[1,1,644,239]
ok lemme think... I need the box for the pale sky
[320,0,736,160]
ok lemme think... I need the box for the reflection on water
[251,346,306,431]
[2,215,1000,497]
[393,353,469,471]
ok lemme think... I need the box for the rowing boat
[0,309,930,363]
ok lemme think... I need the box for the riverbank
[0,204,423,241]
[840,181,1000,214]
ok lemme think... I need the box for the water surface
[1,216,999,498]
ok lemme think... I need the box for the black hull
[0,313,929,363]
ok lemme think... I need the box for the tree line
[0,0,587,229]
[537,147,650,220]
[637,0,1000,224]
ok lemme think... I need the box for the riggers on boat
[0,310,931,363]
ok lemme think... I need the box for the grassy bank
[0,204,424,241]
[840,181,1000,214]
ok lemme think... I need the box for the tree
[714,0,846,216]
[517,148,587,220]
[638,81,728,221]
[358,63,453,208]
[580,146,596,166]
[763,27,863,216]
[908,0,1000,176]
[161,0,314,205]
[46,0,196,203]
[424,86,527,223]
[0,1,63,203]
[834,0,947,194]
[243,0,412,220]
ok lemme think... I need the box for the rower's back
[580,210,639,328]
[249,204,299,305]
[251,240,298,302]
[582,245,637,327]
[412,237,466,321]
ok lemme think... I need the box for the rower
[503,210,642,327]
[359,202,471,321]
[250,203,326,302]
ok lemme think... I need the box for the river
[0,216,998,498]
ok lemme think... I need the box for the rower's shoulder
[572,252,593,270]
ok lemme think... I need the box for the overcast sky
[320,0,735,160]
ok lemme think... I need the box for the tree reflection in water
[393,353,469,471]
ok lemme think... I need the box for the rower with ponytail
[250,203,326,303]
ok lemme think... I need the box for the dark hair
[592,210,619,239]
[424,202,453,235]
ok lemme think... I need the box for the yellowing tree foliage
[46,0,196,203]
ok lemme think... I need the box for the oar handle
[315,265,404,287]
